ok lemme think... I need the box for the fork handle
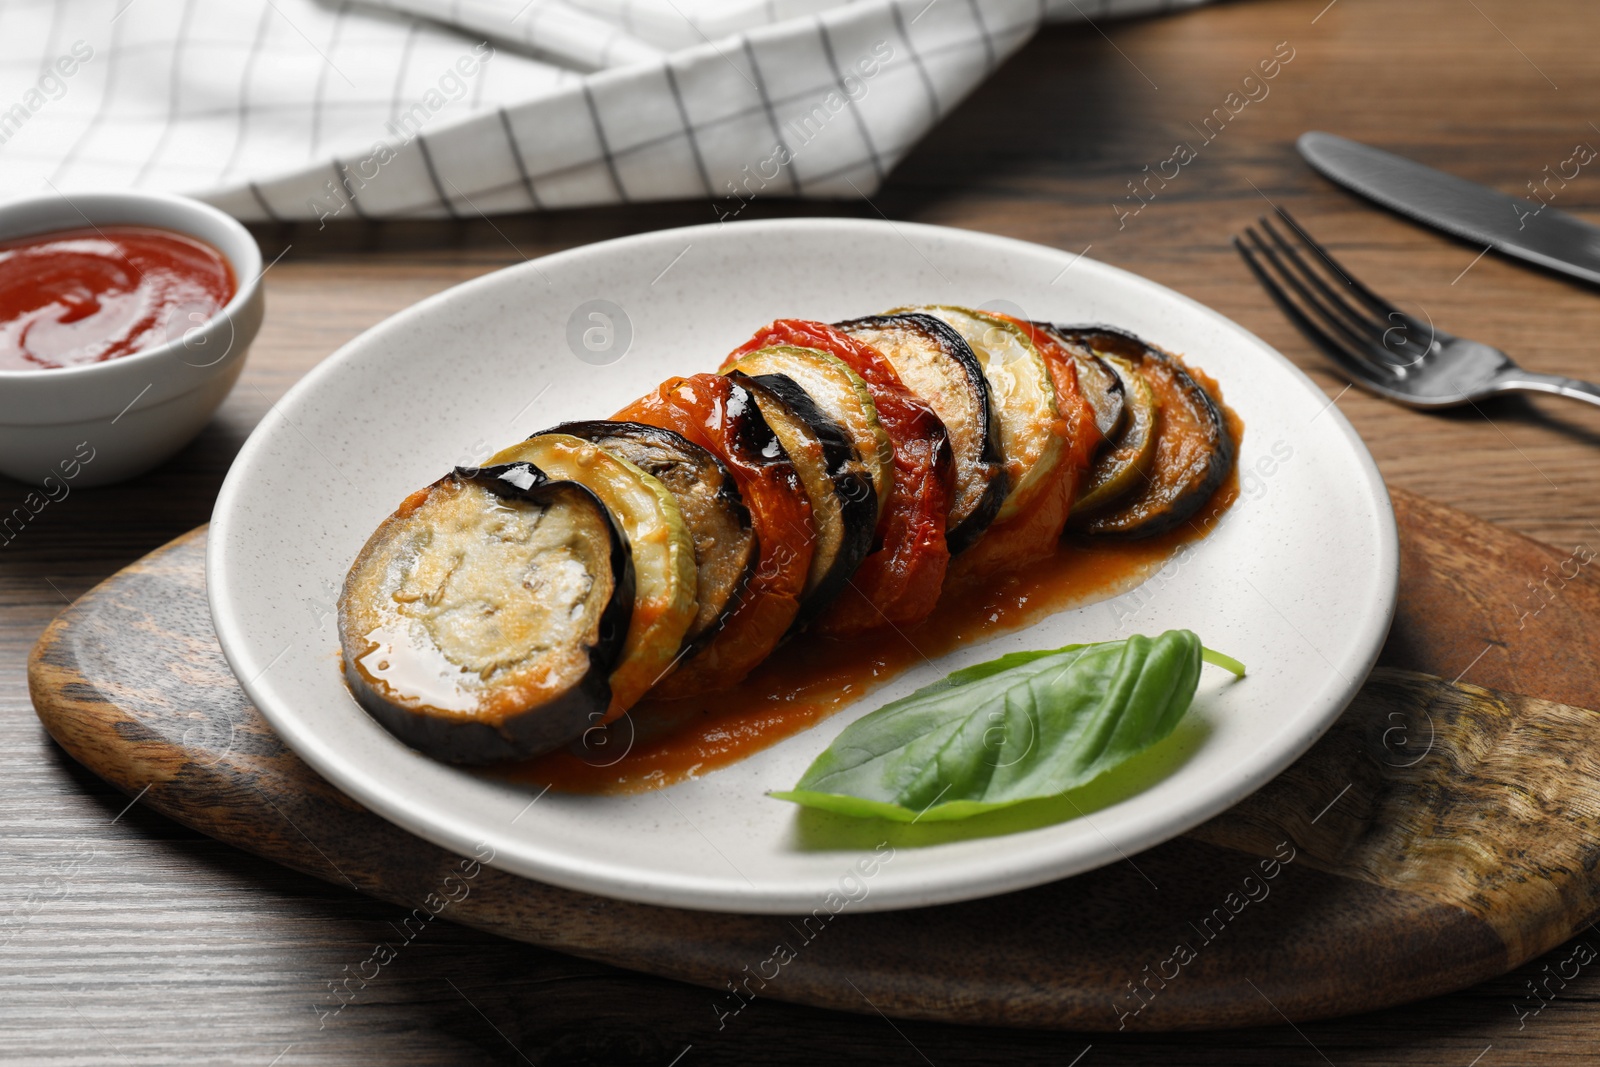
[1494,370,1600,408]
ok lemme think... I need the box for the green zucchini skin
[340,462,633,765]
[1068,354,1157,520]
[737,370,877,622]
[836,312,1008,555]
[1049,325,1236,539]
[553,420,755,656]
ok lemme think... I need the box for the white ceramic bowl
[0,191,264,488]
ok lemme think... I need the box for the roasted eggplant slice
[943,314,1105,575]
[728,320,956,633]
[722,344,894,522]
[1070,356,1158,519]
[731,371,876,619]
[836,312,1006,554]
[897,306,1065,526]
[1051,325,1236,538]
[488,433,697,717]
[338,463,632,764]
[554,420,754,654]
[614,373,814,695]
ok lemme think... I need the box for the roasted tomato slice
[614,373,814,695]
[947,314,1105,577]
[728,320,955,634]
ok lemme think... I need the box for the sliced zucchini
[1036,323,1125,442]
[896,306,1065,525]
[1052,325,1235,538]
[554,420,754,655]
[1070,355,1158,519]
[488,432,697,714]
[730,370,876,618]
[836,312,1007,553]
[339,463,632,764]
[724,344,894,524]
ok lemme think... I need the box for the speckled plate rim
[207,217,1397,914]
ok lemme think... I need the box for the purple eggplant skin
[835,312,1008,554]
[737,370,878,624]
[339,462,633,765]
[1047,325,1236,540]
[552,419,757,656]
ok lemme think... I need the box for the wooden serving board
[27,487,1600,1031]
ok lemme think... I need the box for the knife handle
[1494,370,1600,409]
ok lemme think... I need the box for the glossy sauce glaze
[508,372,1243,796]
[0,225,236,371]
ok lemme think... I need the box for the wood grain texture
[9,0,1600,1061]
[25,488,1600,1036]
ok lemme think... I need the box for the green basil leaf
[769,630,1238,822]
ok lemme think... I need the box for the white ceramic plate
[208,218,1396,914]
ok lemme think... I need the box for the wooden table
[6,0,1599,1062]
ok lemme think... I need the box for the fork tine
[1273,207,1430,334]
[1234,231,1397,391]
[1256,216,1419,363]
[1240,225,1396,375]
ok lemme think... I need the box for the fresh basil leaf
[769,630,1240,822]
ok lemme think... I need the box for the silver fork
[1234,208,1600,409]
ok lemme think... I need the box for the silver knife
[1297,130,1600,286]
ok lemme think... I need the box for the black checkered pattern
[0,0,1207,221]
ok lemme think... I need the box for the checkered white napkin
[0,0,1203,222]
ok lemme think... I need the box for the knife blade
[1297,130,1600,286]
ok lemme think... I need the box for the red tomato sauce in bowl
[0,225,237,371]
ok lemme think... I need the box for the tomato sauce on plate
[0,225,236,371]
